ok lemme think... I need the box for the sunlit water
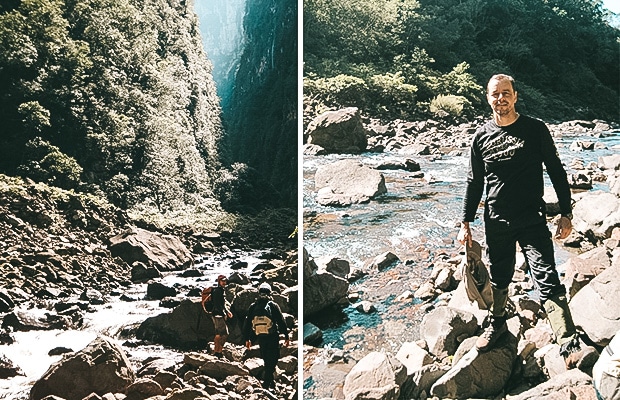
[0,251,267,399]
[303,131,620,368]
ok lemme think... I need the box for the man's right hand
[457,222,473,247]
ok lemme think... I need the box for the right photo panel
[302,0,620,399]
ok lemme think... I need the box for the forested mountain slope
[0,0,224,213]
[304,0,619,124]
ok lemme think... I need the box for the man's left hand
[555,216,572,240]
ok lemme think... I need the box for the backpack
[201,286,214,313]
[251,301,276,336]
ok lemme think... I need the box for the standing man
[211,274,232,358]
[243,282,289,390]
[457,74,590,368]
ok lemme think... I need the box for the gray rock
[395,342,433,375]
[2,309,76,332]
[146,282,177,300]
[0,354,23,379]
[315,255,350,278]
[109,227,193,271]
[430,331,517,398]
[570,262,620,346]
[303,248,349,316]
[573,191,620,241]
[507,369,595,399]
[30,336,136,400]
[130,261,161,283]
[343,352,407,400]
[306,107,368,153]
[198,358,249,380]
[353,301,376,313]
[420,306,478,358]
[369,252,400,271]
[136,299,214,349]
[125,377,164,398]
[315,159,387,206]
[303,322,323,345]
[599,154,620,170]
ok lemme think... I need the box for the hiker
[243,282,289,390]
[457,74,592,368]
[210,274,232,358]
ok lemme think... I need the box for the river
[0,250,266,399]
[302,129,620,398]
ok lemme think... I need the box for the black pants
[257,334,280,388]
[485,220,565,303]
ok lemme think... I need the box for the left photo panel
[0,0,299,399]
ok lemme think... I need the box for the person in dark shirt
[457,74,593,368]
[243,282,289,390]
[211,274,232,358]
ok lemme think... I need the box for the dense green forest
[0,0,298,233]
[0,0,225,215]
[304,0,620,125]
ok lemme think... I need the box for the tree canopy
[0,0,225,212]
[304,0,620,123]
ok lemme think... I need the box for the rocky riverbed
[0,175,299,400]
[302,109,620,399]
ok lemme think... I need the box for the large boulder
[305,107,368,153]
[315,159,387,206]
[572,191,620,242]
[109,227,193,271]
[303,248,349,317]
[2,309,77,332]
[561,247,611,298]
[29,336,135,400]
[507,369,595,400]
[599,154,620,171]
[136,299,216,349]
[570,262,620,346]
[343,352,407,400]
[430,334,518,398]
[420,306,478,358]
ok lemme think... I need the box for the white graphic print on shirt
[483,131,525,162]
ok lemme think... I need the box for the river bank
[0,175,298,399]
[302,112,620,399]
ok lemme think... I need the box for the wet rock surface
[303,117,620,398]
[0,175,298,400]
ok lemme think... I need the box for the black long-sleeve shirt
[462,115,572,227]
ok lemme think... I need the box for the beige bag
[461,240,493,310]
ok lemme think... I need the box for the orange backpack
[201,286,214,313]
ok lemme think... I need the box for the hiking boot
[560,337,599,370]
[476,316,508,352]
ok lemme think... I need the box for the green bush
[304,74,369,109]
[430,94,473,120]
[367,72,418,119]
[17,137,83,190]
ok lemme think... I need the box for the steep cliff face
[196,0,245,108]
[223,0,298,209]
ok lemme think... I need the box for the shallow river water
[0,251,267,399]
[302,130,620,398]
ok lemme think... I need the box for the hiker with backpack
[202,274,232,358]
[243,282,289,390]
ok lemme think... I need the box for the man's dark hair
[487,74,517,93]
